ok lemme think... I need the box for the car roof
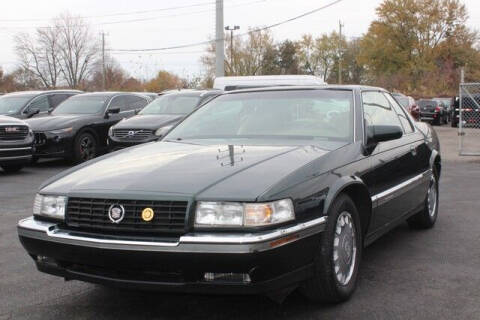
[162,89,222,97]
[3,90,82,97]
[74,92,148,98]
[222,84,388,95]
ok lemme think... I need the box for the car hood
[0,115,27,125]
[25,114,96,131]
[114,114,184,130]
[41,141,331,201]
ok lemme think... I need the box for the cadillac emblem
[108,204,125,223]
[141,208,154,222]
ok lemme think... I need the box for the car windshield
[165,89,354,144]
[52,96,108,115]
[418,100,435,107]
[0,96,33,115]
[434,98,451,106]
[140,94,200,115]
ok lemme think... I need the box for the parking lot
[1,125,479,320]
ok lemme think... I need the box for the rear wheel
[407,169,439,229]
[1,165,24,173]
[72,132,97,163]
[301,194,362,303]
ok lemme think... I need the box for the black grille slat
[66,197,188,235]
[0,125,29,141]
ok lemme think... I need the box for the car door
[23,95,51,118]
[362,91,422,233]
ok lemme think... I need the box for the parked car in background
[392,93,419,120]
[134,92,159,101]
[417,99,447,125]
[433,97,453,123]
[26,92,151,163]
[108,89,220,150]
[213,75,326,91]
[0,115,34,173]
[451,94,480,128]
[18,85,441,304]
[0,90,82,119]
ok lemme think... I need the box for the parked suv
[26,92,151,163]
[0,115,34,173]
[417,99,447,125]
[433,97,453,123]
[108,90,220,150]
[0,90,82,119]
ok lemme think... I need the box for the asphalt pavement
[1,126,479,320]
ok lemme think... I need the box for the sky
[0,0,479,80]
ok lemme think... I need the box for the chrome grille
[65,198,188,235]
[0,125,29,141]
[113,129,153,141]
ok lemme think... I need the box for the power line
[0,0,223,22]
[0,0,265,30]
[109,0,346,53]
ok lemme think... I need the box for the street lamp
[225,25,240,75]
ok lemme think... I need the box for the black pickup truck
[0,116,34,173]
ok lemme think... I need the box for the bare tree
[54,14,98,88]
[14,28,61,88]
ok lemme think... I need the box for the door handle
[410,145,417,156]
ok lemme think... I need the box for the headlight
[33,194,67,220]
[155,126,172,137]
[195,199,294,227]
[49,127,73,135]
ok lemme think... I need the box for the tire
[1,165,24,173]
[301,194,362,303]
[407,168,439,229]
[72,132,97,163]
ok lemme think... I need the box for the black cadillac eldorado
[17,86,441,303]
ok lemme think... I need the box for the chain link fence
[459,83,480,156]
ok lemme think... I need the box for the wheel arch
[429,149,441,178]
[323,177,373,237]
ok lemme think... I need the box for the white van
[213,75,327,91]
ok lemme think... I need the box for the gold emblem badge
[141,208,154,222]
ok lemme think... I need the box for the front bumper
[33,132,74,158]
[18,216,326,294]
[0,144,33,165]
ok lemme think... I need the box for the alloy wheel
[79,136,95,161]
[427,175,437,217]
[333,211,357,286]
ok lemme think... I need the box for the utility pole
[225,25,240,75]
[338,20,344,84]
[460,66,465,83]
[101,31,106,91]
[215,0,225,78]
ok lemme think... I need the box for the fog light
[204,272,251,283]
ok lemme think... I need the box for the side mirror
[105,107,121,118]
[25,108,40,118]
[365,125,403,153]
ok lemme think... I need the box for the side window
[109,96,127,111]
[27,95,50,112]
[362,91,402,128]
[125,96,149,110]
[48,94,72,108]
[384,93,414,134]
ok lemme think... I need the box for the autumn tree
[358,0,478,95]
[144,70,184,92]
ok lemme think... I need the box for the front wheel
[301,194,362,303]
[72,132,97,163]
[407,169,439,229]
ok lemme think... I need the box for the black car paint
[0,115,34,168]
[25,93,150,160]
[0,90,82,119]
[18,86,440,294]
[108,91,221,150]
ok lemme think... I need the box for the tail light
[464,108,472,112]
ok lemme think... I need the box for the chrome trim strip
[18,216,327,254]
[0,147,32,151]
[0,155,32,161]
[371,170,431,204]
